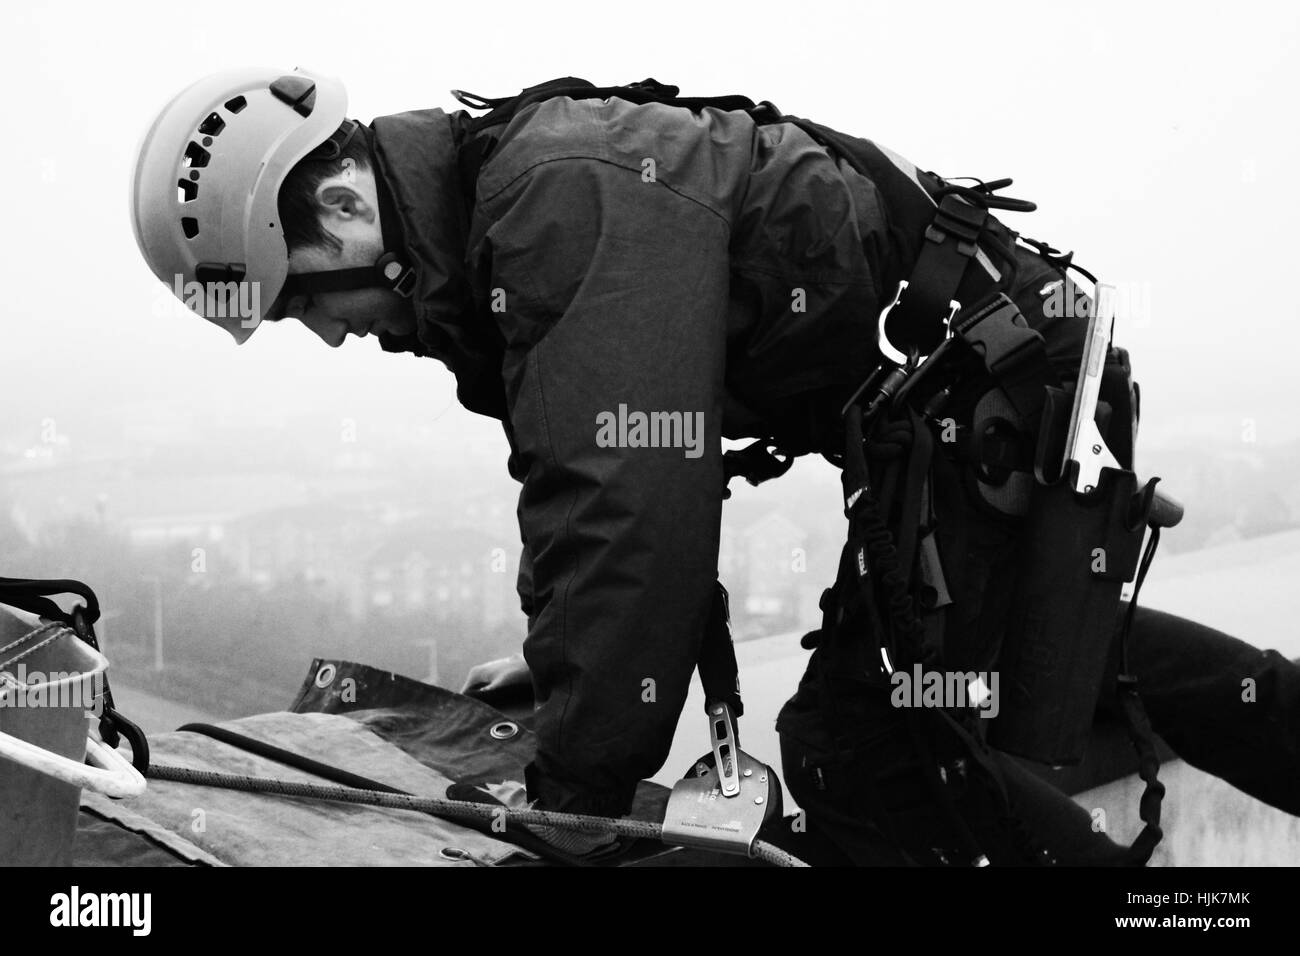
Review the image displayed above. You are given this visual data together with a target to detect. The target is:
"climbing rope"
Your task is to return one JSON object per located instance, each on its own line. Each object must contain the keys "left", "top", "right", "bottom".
{"left": 147, "top": 763, "right": 810, "bottom": 868}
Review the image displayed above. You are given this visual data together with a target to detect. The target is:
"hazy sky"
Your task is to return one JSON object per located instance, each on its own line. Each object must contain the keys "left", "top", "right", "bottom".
{"left": 4, "top": 0, "right": 1298, "bottom": 455}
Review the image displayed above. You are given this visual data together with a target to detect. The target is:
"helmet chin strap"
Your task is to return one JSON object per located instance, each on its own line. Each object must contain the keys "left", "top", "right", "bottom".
{"left": 280, "top": 252, "right": 415, "bottom": 297}
{"left": 278, "top": 121, "right": 416, "bottom": 301}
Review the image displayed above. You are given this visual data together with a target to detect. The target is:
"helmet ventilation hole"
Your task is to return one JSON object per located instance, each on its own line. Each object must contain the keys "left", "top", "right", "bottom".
{"left": 183, "top": 142, "right": 210, "bottom": 168}
{"left": 181, "top": 217, "right": 199, "bottom": 239}
{"left": 198, "top": 112, "right": 226, "bottom": 136}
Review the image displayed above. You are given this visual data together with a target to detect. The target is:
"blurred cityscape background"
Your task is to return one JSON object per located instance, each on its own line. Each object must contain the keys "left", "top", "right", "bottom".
{"left": 0, "top": 392, "right": 850, "bottom": 719}
{"left": 3, "top": 392, "right": 1298, "bottom": 724}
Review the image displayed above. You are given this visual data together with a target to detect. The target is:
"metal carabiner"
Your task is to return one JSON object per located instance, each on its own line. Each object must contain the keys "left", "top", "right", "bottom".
{"left": 876, "top": 280, "right": 960, "bottom": 368}
{"left": 71, "top": 606, "right": 151, "bottom": 775}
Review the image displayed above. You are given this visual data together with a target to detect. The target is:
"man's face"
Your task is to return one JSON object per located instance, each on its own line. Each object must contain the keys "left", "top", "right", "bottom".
{"left": 279, "top": 165, "right": 416, "bottom": 347}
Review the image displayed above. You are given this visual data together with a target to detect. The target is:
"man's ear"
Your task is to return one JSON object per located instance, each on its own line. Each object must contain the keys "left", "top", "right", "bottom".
{"left": 314, "top": 181, "right": 377, "bottom": 225}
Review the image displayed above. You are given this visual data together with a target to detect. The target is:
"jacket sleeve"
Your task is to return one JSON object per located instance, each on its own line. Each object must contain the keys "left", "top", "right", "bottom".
{"left": 477, "top": 156, "right": 732, "bottom": 815}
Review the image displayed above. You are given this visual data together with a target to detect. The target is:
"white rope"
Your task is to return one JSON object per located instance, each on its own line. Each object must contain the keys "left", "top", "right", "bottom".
{"left": 0, "top": 731, "right": 146, "bottom": 798}
{"left": 0, "top": 622, "right": 144, "bottom": 798}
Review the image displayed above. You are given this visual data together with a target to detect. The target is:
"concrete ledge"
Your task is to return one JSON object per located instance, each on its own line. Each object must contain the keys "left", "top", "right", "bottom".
{"left": 1074, "top": 759, "right": 1300, "bottom": 866}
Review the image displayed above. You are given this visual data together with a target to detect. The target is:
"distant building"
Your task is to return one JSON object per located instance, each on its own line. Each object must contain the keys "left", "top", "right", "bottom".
{"left": 361, "top": 521, "right": 518, "bottom": 633}
{"left": 720, "top": 507, "right": 814, "bottom": 640}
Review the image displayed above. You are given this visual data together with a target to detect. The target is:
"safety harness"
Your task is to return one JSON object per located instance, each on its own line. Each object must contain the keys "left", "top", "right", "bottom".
{"left": 789, "top": 168, "right": 1175, "bottom": 865}
{"left": 820, "top": 293, "right": 1171, "bottom": 866}
{"left": 446, "top": 76, "right": 1181, "bottom": 865}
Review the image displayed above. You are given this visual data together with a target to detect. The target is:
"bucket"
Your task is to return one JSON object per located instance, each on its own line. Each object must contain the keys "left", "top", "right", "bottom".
{"left": 0, "top": 608, "right": 146, "bottom": 866}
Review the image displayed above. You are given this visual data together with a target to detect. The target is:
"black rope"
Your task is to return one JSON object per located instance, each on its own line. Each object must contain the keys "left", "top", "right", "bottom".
{"left": 171, "top": 724, "right": 596, "bottom": 867}
{"left": 1113, "top": 526, "right": 1167, "bottom": 865}
{"left": 840, "top": 402, "right": 1005, "bottom": 865}
{"left": 1119, "top": 528, "right": 1161, "bottom": 676}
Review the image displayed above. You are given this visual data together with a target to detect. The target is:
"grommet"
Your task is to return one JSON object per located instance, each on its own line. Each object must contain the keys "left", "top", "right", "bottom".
{"left": 314, "top": 664, "right": 336, "bottom": 688}
{"left": 489, "top": 721, "right": 518, "bottom": 740}
{"left": 440, "top": 847, "right": 471, "bottom": 862}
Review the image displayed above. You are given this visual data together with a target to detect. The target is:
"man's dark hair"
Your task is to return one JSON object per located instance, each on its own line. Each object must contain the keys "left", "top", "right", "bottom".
{"left": 277, "top": 125, "right": 373, "bottom": 255}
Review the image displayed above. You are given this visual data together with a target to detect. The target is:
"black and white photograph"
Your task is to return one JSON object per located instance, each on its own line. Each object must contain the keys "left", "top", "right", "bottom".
{"left": 1, "top": 0, "right": 1295, "bottom": 936}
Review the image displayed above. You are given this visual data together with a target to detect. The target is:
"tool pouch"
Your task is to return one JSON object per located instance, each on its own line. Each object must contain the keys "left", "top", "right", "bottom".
{"left": 990, "top": 462, "right": 1145, "bottom": 764}
{"left": 988, "top": 351, "right": 1148, "bottom": 766}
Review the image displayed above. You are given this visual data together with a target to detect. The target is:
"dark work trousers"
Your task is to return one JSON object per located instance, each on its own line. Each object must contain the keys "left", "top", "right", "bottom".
{"left": 779, "top": 604, "right": 1300, "bottom": 865}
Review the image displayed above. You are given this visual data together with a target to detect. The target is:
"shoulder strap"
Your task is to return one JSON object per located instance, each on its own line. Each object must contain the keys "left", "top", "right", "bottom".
{"left": 452, "top": 77, "right": 781, "bottom": 190}
{"left": 453, "top": 77, "right": 771, "bottom": 134}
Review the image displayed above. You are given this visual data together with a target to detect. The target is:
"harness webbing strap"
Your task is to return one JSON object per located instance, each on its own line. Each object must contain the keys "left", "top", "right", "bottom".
{"left": 892, "top": 409, "right": 933, "bottom": 594}
{"left": 884, "top": 196, "right": 989, "bottom": 359}
{"left": 696, "top": 582, "right": 743, "bottom": 718}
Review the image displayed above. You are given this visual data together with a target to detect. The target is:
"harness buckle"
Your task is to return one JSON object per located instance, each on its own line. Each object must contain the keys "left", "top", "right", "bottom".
{"left": 877, "top": 280, "right": 958, "bottom": 368}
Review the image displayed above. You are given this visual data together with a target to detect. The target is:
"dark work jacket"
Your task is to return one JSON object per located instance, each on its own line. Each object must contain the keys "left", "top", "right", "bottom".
{"left": 368, "top": 98, "right": 1086, "bottom": 815}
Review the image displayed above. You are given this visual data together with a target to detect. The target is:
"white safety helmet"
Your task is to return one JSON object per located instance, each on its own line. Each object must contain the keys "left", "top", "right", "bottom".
{"left": 130, "top": 66, "right": 354, "bottom": 343}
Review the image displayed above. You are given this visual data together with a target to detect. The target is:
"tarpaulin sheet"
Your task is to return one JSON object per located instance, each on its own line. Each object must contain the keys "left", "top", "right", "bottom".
{"left": 72, "top": 660, "right": 676, "bottom": 867}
